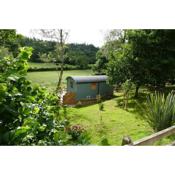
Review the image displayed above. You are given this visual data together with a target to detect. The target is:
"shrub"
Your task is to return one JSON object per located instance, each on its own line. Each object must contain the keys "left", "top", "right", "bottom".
{"left": 97, "top": 95, "right": 104, "bottom": 122}
{"left": 0, "top": 47, "right": 90, "bottom": 145}
{"left": 144, "top": 92, "right": 175, "bottom": 132}
{"left": 66, "top": 125, "right": 90, "bottom": 145}
{"left": 100, "top": 136, "right": 110, "bottom": 146}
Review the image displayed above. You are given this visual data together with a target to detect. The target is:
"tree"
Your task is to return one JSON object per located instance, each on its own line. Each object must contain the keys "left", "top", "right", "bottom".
{"left": 107, "top": 29, "right": 175, "bottom": 97}
{"left": 107, "top": 43, "right": 132, "bottom": 85}
{"left": 66, "top": 43, "right": 98, "bottom": 67}
{"left": 126, "top": 30, "right": 175, "bottom": 90}
{"left": 121, "top": 79, "right": 134, "bottom": 110}
{"left": 92, "top": 50, "right": 108, "bottom": 74}
{"left": 19, "top": 37, "right": 56, "bottom": 62}
{"left": 93, "top": 30, "right": 123, "bottom": 75}
{"left": 19, "top": 37, "right": 99, "bottom": 66}
{"left": 31, "top": 29, "right": 69, "bottom": 94}
{"left": 0, "top": 29, "right": 22, "bottom": 56}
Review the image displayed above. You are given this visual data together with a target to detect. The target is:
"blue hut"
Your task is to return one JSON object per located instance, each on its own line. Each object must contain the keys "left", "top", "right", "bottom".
{"left": 63, "top": 75, "right": 113, "bottom": 105}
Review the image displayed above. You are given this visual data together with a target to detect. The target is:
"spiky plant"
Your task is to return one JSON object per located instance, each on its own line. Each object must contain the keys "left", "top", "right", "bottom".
{"left": 144, "top": 92, "right": 175, "bottom": 132}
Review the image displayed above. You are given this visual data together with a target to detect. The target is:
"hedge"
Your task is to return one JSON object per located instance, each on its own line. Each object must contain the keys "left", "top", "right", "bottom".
{"left": 28, "top": 64, "right": 93, "bottom": 72}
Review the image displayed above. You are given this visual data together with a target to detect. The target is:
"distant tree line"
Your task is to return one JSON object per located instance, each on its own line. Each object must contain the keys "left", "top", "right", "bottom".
{"left": 0, "top": 30, "right": 99, "bottom": 69}
{"left": 0, "top": 29, "right": 23, "bottom": 57}
{"left": 19, "top": 37, "right": 99, "bottom": 68}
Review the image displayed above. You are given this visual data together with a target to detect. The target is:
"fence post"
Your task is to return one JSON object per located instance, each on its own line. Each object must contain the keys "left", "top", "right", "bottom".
{"left": 121, "top": 136, "right": 133, "bottom": 146}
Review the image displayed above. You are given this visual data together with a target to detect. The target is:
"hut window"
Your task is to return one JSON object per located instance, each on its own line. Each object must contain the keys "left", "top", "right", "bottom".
{"left": 91, "top": 82, "right": 97, "bottom": 90}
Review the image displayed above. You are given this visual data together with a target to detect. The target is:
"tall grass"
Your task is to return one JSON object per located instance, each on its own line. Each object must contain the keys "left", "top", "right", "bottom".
{"left": 144, "top": 92, "right": 175, "bottom": 132}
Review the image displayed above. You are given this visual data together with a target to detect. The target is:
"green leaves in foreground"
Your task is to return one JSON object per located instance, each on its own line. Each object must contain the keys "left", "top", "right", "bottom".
{"left": 0, "top": 47, "right": 90, "bottom": 145}
{"left": 144, "top": 92, "right": 175, "bottom": 132}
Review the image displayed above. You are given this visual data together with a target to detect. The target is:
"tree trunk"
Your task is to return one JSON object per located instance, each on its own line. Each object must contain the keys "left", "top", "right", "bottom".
{"left": 134, "top": 85, "right": 140, "bottom": 98}
{"left": 56, "top": 29, "right": 64, "bottom": 94}
{"left": 56, "top": 64, "right": 64, "bottom": 93}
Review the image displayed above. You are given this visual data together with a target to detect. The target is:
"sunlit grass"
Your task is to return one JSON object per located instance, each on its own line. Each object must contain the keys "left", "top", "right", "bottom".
{"left": 27, "top": 70, "right": 92, "bottom": 91}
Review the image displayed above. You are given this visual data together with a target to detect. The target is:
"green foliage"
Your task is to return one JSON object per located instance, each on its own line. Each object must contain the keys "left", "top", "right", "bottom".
{"left": 92, "top": 50, "right": 108, "bottom": 74}
{"left": 19, "top": 37, "right": 99, "bottom": 67}
{"left": 96, "top": 95, "right": 104, "bottom": 122}
{"left": 125, "top": 29, "right": 175, "bottom": 88}
{"left": 107, "top": 43, "right": 133, "bottom": 85}
{"left": 65, "top": 43, "right": 98, "bottom": 69}
{"left": 121, "top": 79, "right": 134, "bottom": 110}
{"left": 106, "top": 29, "right": 175, "bottom": 97}
{"left": 19, "top": 37, "right": 56, "bottom": 62}
{"left": 0, "top": 47, "right": 89, "bottom": 145}
{"left": 38, "top": 52, "right": 53, "bottom": 63}
{"left": 0, "top": 47, "right": 12, "bottom": 59}
{"left": 144, "top": 92, "right": 175, "bottom": 132}
{"left": 0, "top": 29, "right": 22, "bottom": 56}
{"left": 100, "top": 136, "right": 110, "bottom": 146}
{"left": 67, "top": 125, "right": 90, "bottom": 145}
{"left": 98, "top": 102, "right": 104, "bottom": 111}
{"left": 97, "top": 94, "right": 104, "bottom": 111}
{"left": 93, "top": 30, "right": 124, "bottom": 75}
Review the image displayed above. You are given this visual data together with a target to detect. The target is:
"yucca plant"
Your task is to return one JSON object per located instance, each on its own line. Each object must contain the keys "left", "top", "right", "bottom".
{"left": 144, "top": 92, "right": 175, "bottom": 132}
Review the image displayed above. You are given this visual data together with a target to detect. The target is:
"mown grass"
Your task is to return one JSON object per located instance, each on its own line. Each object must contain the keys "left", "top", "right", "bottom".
{"left": 67, "top": 91, "right": 154, "bottom": 145}
{"left": 67, "top": 89, "right": 175, "bottom": 145}
{"left": 27, "top": 69, "right": 93, "bottom": 91}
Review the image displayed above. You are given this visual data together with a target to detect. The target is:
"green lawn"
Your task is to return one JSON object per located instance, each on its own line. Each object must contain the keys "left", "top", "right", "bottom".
{"left": 27, "top": 70, "right": 92, "bottom": 91}
{"left": 68, "top": 92, "right": 153, "bottom": 145}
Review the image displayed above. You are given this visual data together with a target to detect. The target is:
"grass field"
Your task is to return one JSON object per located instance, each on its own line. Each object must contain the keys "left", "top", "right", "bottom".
{"left": 27, "top": 70, "right": 93, "bottom": 91}
{"left": 67, "top": 90, "right": 175, "bottom": 145}
{"left": 67, "top": 91, "right": 153, "bottom": 145}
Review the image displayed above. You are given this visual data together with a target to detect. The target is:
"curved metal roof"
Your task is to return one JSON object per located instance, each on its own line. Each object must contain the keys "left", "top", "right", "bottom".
{"left": 66, "top": 75, "right": 108, "bottom": 83}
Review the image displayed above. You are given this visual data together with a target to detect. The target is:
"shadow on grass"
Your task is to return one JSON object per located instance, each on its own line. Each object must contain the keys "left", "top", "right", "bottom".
{"left": 115, "top": 85, "right": 175, "bottom": 120}
{"left": 115, "top": 91, "right": 149, "bottom": 120}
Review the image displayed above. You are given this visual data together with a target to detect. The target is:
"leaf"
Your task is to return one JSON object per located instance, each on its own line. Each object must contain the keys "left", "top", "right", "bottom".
{"left": 14, "top": 126, "right": 30, "bottom": 137}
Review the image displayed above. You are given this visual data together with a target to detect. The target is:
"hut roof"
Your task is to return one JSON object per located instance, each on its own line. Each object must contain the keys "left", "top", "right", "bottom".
{"left": 67, "top": 75, "right": 108, "bottom": 83}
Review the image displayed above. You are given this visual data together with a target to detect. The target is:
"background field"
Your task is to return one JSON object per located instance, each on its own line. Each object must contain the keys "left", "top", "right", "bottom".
{"left": 27, "top": 69, "right": 93, "bottom": 91}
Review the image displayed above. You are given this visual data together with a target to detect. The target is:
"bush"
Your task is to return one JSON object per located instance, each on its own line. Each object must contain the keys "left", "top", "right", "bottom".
{"left": 66, "top": 125, "right": 90, "bottom": 145}
{"left": 0, "top": 47, "right": 90, "bottom": 145}
{"left": 100, "top": 136, "right": 110, "bottom": 145}
{"left": 144, "top": 92, "right": 175, "bottom": 132}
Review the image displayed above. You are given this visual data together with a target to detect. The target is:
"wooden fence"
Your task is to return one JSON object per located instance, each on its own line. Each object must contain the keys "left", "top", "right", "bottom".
{"left": 122, "top": 125, "right": 175, "bottom": 146}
